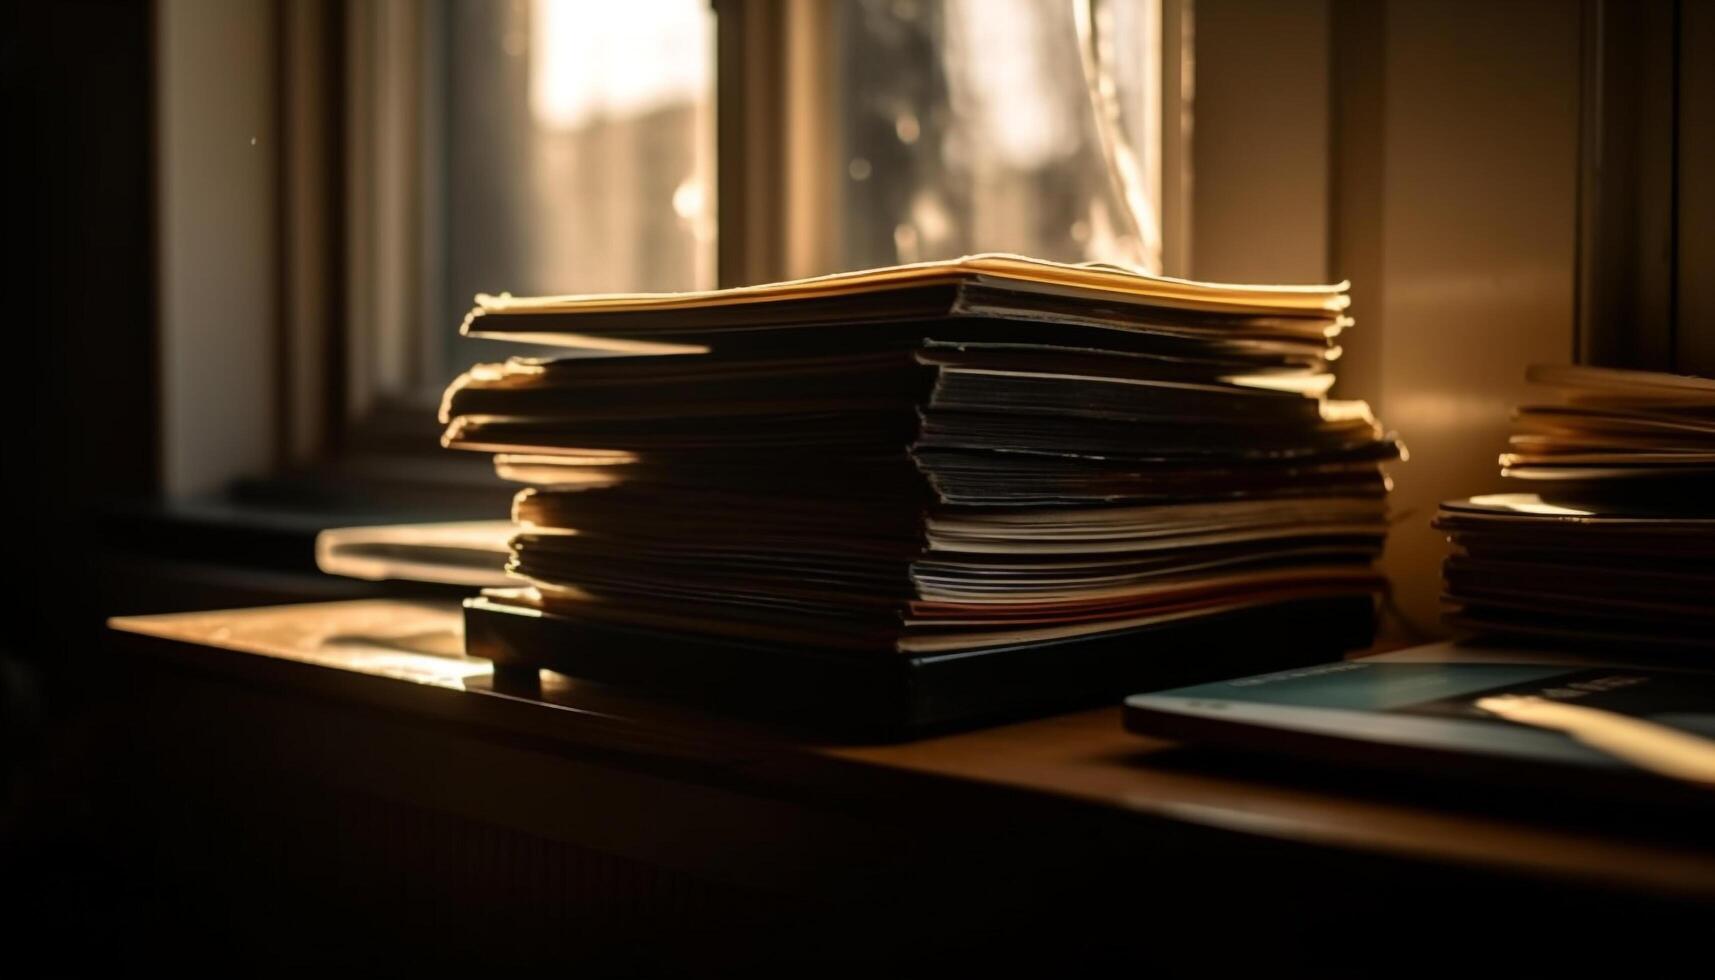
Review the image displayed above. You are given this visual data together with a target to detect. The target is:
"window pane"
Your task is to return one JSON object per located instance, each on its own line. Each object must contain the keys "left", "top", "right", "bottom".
{"left": 437, "top": 0, "right": 714, "bottom": 377}
{"left": 831, "top": 0, "right": 1163, "bottom": 274}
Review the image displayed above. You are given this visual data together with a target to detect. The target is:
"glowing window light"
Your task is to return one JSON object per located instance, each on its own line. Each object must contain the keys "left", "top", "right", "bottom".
{"left": 529, "top": 0, "right": 710, "bottom": 128}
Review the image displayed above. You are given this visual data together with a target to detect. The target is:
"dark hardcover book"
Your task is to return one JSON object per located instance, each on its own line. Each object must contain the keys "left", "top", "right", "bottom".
{"left": 470, "top": 591, "right": 1377, "bottom": 735}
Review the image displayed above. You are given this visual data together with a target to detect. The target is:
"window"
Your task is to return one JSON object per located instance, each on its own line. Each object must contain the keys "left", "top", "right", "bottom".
{"left": 438, "top": 0, "right": 716, "bottom": 378}
{"left": 342, "top": 0, "right": 1178, "bottom": 413}
{"left": 825, "top": 0, "right": 1168, "bottom": 274}
{"left": 143, "top": 0, "right": 1715, "bottom": 630}
{"left": 156, "top": 0, "right": 1186, "bottom": 499}
{"left": 346, "top": 0, "right": 716, "bottom": 407}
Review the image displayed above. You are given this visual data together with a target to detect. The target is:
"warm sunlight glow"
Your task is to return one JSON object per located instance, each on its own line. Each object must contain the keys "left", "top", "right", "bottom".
{"left": 1478, "top": 695, "right": 1715, "bottom": 785}
{"left": 529, "top": 0, "right": 710, "bottom": 128}
{"left": 945, "top": 0, "right": 1069, "bottom": 169}
{"left": 1467, "top": 493, "right": 1595, "bottom": 517}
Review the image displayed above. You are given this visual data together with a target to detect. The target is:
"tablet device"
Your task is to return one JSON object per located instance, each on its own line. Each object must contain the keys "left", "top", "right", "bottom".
{"left": 1124, "top": 642, "right": 1715, "bottom": 801}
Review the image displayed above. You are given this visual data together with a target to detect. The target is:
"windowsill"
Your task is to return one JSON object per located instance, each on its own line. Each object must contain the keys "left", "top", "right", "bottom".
{"left": 98, "top": 452, "right": 514, "bottom": 616}
{"left": 108, "top": 596, "right": 1715, "bottom": 904}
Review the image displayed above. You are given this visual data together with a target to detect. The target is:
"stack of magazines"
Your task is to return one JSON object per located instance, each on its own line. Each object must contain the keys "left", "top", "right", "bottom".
{"left": 1436, "top": 365, "right": 1715, "bottom": 650}
{"left": 439, "top": 256, "right": 1399, "bottom": 720}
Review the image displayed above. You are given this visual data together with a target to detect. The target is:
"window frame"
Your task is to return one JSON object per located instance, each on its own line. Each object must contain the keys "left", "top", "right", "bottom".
{"left": 160, "top": 0, "right": 1196, "bottom": 495}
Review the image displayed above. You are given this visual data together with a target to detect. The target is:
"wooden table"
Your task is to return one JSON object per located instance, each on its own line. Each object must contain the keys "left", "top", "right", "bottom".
{"left": 108, "top": 599, "right": 1715, "bottom": 967}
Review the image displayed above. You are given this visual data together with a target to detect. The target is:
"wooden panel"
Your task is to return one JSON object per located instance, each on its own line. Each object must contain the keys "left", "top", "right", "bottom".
{"left": 99, "top": 599, "right": 1715, "bottom": 965}
{"left": 1576, "top": 0, "right": 1678, "bottom": 370}
{"left": 1680, "top": 0, "right": 1715, "bottom": 375}
{"left": 110, "top": 600, "right": 1715, "bottom": 899}
{"left": 1329, "top": 0, "right": 1386, "bottom": 416}
{"left": 136, "top": 745, "right": 797, "bottom": 966}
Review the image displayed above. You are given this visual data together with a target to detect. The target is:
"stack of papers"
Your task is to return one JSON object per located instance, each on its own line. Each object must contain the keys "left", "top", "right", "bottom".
{"left": 439, "top": 255, "right": 1399, "bottom": 656}
{"left": 315, "top": 521, "right": 514, "bottom": 587}
{"left": 1501, "top": 365, "right": 1715, "bottom": 483}
{"left": 1436, "top": 365, "right": 1715, "bottom": 650}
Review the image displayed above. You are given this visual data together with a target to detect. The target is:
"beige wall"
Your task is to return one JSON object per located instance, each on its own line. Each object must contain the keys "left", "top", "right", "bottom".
{"left": 1340, "top": 0, "right": 1582, "bottom": 632}
{"left": 1191, "top": 0, "right": 1331, "bottom": 286}
{"left": 1196, "top": 0, "right": 1583, "bottom": 635}
{"left": 157, "top": 0, "right": 277, "bottom": 496}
